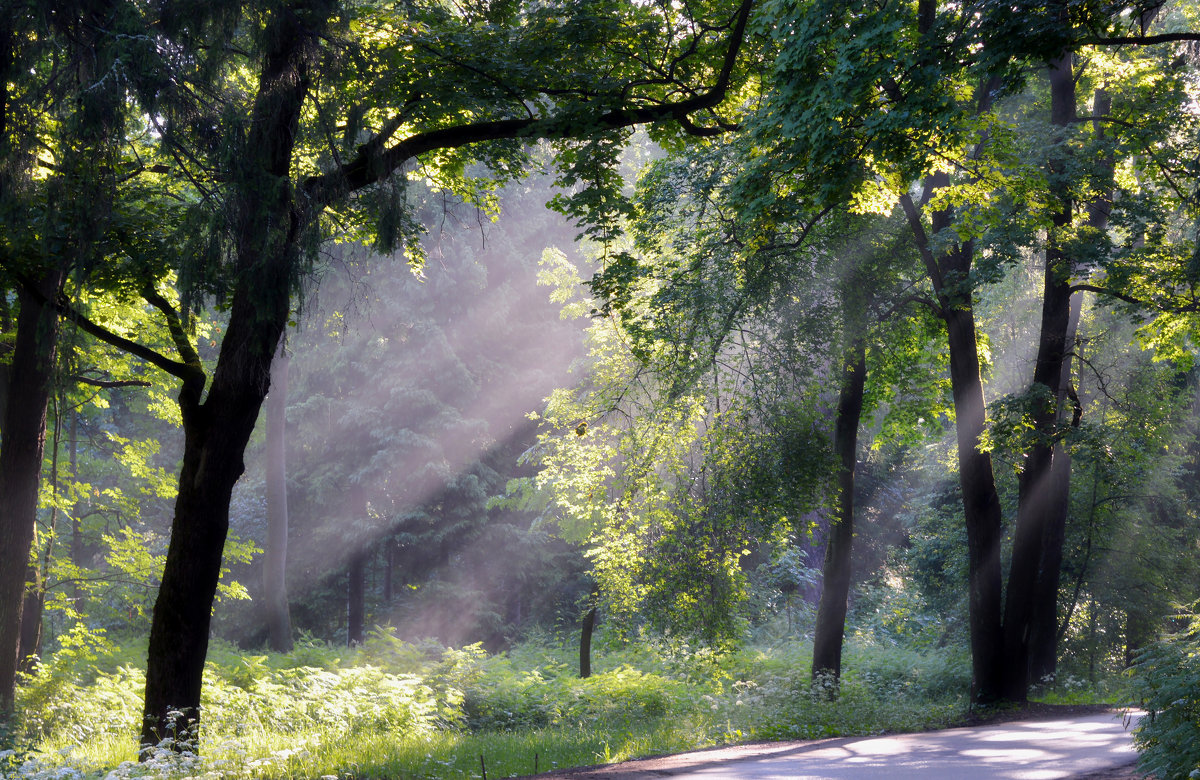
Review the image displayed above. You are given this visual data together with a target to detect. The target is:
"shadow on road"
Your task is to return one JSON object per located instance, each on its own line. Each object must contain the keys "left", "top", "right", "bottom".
{"left": 532, "top": 711, "right": 1141, "bottom": 780}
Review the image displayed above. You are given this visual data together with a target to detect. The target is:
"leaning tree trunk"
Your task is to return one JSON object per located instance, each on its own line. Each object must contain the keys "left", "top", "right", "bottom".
{"left": 264, "top": 344, "right": 293, "bottom": 653}
{"left": 811, "top": 337, "right": 866, "bottom": 687}
{"left": 139, "top": 7, "right": 313, "bottom": 751}
{"left": 1002, "top": 48, "right": 1076, "bottom": 703}
{"left": 0, "top": 272, "right": 63, "bottom": 719}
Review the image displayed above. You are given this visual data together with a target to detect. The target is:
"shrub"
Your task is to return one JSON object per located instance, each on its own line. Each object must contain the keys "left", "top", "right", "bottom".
{"left": 1133, "top": 629, "right": 1200, "bottom": 779}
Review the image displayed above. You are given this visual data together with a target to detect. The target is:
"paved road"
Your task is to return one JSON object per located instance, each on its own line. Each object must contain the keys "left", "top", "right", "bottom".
{"left": 548, "top": 711, "right": 1141, "bottom": 779}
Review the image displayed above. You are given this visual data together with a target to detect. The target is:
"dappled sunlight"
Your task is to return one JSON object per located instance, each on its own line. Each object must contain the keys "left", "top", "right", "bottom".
{"left": 615, "top": 713, "right": 1138, "bottom": 779}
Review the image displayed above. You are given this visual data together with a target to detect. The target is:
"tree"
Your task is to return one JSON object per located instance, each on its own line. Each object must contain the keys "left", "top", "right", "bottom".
{"left": 0, "top": 0, "right": 754, "bottom": 750}
{"left": 0, "top": 0, "right": 753, "bottom": 746}
{"left": 736, "top": 0, "right": 1200, "bottom": 703}
{"left": 263, "top": 342, "right": 293, "bottom": 653}
{"left": 0, "top": 0, "right": 137, "bottom": 718}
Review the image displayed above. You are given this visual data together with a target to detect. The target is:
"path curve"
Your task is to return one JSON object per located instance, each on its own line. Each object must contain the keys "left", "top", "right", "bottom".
{"left": 530, "top": 710, "right": 1142, "bottom": 779}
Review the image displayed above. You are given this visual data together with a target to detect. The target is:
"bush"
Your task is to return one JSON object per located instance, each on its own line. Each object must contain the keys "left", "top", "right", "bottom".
{"left": 10, "top": 630, "right": 986, "bottom": 780}
{"left": 1133, "top": 629, "right": 1200, "bottom": 779}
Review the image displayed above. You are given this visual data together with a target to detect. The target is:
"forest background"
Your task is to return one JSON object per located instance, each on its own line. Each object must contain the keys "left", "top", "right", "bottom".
{"left": 6, "top": 0, "right": 1200, "bottom": 778}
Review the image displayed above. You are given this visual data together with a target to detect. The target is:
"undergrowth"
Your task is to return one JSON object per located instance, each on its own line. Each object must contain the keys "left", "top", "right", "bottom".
{"left": 5, "top": 626, "right": 1092, "bottom": 780}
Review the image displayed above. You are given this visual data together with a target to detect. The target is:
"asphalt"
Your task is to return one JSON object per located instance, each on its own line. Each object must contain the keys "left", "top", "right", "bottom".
{"left": 540, "top": 711, "right": 1142, "bottom": 779}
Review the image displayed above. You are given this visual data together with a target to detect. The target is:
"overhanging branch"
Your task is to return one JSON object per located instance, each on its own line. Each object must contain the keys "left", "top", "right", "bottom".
{"left": 72, "top": 376, "right": 153, "bottom": 388}
{"left": 5, "top": 266, "right": 202, "bottom": 384}
{"left": 1084, "top": 32, "right": 1200, "bottom": 46}
{"left": 303, "top": 0, "right": 754, "bottom": 209}
{"left": 1070, "top": 282, "right": 1200, "bottom": 313}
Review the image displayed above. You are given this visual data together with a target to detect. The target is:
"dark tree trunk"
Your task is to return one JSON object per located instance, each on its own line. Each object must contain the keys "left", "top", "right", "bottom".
{"left": 1125, "top": 609, "right": 1150, "bottom": 668}
{"left": 903, "top": 178, "right": 1006, "bottom": 704}
{"left": 811, "top": 338, "right": 866, "bottom": 685}
{"left": 264, "top": 344, "right": 293, "bottom": 653}
{"left": 348, "top": 549, "right": 367, "bottom": 646}
{"left": 579, "top": 605, "right": 596, "bottom": 678}
{"left": 0, "top": 290, "right": 10, "bottom": 425}
{"left": 1029, "top": 87, "right": 1113, "bottom": 686}
{"left": 139, "top": 7, "right": 315, "bottom": 752}
{"left": 1003, "top": 49, "right": 1076, "bottom": 702}
{"left": 944, "top": 300, "right": 1006, "bottom": 705}
{"left": 900, "top": 61, "right": 1009, "bottom": 703}
{"left": 0, "top": 272, "right": 63, "bottom": 719}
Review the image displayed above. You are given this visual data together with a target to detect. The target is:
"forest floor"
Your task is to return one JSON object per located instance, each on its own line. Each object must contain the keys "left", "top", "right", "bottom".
{"left": 525, "top": 704, "right": 1143, "bottom": 779}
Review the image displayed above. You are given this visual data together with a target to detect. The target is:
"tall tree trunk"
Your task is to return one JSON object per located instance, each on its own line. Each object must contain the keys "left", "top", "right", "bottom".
{"left": 23, "top": 390, "right": 64, "bottom": 672}
{"left": 347, "top": 482, "right": 368, "bottom": 646}
{"left": 264, "top": 344, "right": 293, "bottom": 653}
{"left": 811, "top": 338, "right": 866, "bottom": 685}
{"left": 1029, "top": 88, "right": 1113, "bottom": 685}
{"left": 1125, "top": 609, "right": 1150, "bottom": 668}
{"left": 898, "top": 47, "right": 1008, "bottom": 700}
{"left": 902, "top": 183, "right": 1006, "bottom": 704}
{"left": 0, "top": 272, "right": 63, "bottom": 719}
{"left": 347, "top": 553, "right": 367, "bottom": 646}
{"left": 1002, "top": 48, "right": 1076, "bottom": 703}
{"left": 70, "top": 411, "right": 83, "bottom": 608}
{"left": 140, "top": 6, "right": 315, "bottom": 751}
{"left": 0, "top": 289, "right": 11, "bottom": 426}
{"left": 944, "top": 299, "right": 1006, "bottom": 705}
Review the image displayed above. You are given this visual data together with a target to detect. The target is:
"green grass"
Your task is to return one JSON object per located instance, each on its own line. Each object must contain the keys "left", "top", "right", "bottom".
{"left": 6, "top": 630, "right": 1122, "bottom": 780}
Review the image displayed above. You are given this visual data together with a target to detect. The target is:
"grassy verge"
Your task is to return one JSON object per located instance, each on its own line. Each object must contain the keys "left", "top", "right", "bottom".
{"left": 5, "top": 630, "right": 1123, "bottom": 780}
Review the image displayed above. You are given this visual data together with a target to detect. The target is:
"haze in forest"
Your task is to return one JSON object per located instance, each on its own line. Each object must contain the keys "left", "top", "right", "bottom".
{"left": 4, "top": 1, "right": 1200, "bottom": 779}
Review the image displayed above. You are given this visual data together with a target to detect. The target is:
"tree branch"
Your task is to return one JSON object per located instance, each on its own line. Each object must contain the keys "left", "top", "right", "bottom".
{"left": 303, "top": 0, "right": 754, "bottom": 209}
{"left": 4, "top": 266, "right": 201, "bottom": 383}
{"left": 899, "top": 192, "right": 948, "bottom": 310}
{"left": 71, "top": 376, "right": 152, "bottom": 388}
{"left": 1084, "top": 32, "right": 1200, "bottom": 46}
{"left": 1070, "top": 282, "right": 1200, "bottom": 313}
{"left": 141, "top": 284, "right": 204, "bottom": 370}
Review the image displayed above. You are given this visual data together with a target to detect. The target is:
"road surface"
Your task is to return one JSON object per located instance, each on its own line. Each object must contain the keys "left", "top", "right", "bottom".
{"left": 540, "top": 711, "right": 1141, "bottom": 779}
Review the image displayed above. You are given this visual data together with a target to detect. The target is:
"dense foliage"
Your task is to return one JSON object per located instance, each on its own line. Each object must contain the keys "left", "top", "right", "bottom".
{"left": 7, "top": 0, "right": 1200, "bottom": 775}
{"left": 6, "top": 629, "right": 981, "bottom": 780}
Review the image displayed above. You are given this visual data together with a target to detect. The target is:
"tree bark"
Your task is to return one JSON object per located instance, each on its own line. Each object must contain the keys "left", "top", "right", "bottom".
{"left": 346, "top": 481, "right": 368, "bottom": 646}
{"left": 0, "top": 272, "right": 63, "bottom": 719}
{"left": 944, "top": 299, "right": 1007, "bottom": 705}
{"left": 139, "top": 5, "right": 314, "bottom": 751}
{"left": 17, "top": 564, "right": 41, "bottom": 672}
{"left": 135, "top": 0, "right": 756, "bottom": 752}
{"left": 70, "top": 411, "right": 83, "bottom": 607}
{"left": 264, "top": 344, "right": 293, "bottom": 653}
{"left": 348, "top": 552, "right": 364, "bottom": 643}
{"left": 902, "top": 182, "right": 1006, "bottom": 704}
{"left": 580, "top": 605, "right": 597, "bottom": 678}
{"left": 1002, "top": 48, "right": 1076, "bottom": 702}
{"left": 811, "top": 338, "right": 866, "bottom": 685}
{"left": 347, "top": 551, "right": 367, "bottom": 646}
{"left": 1028, "top": 87, "right": 1112, "bottom": 685}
